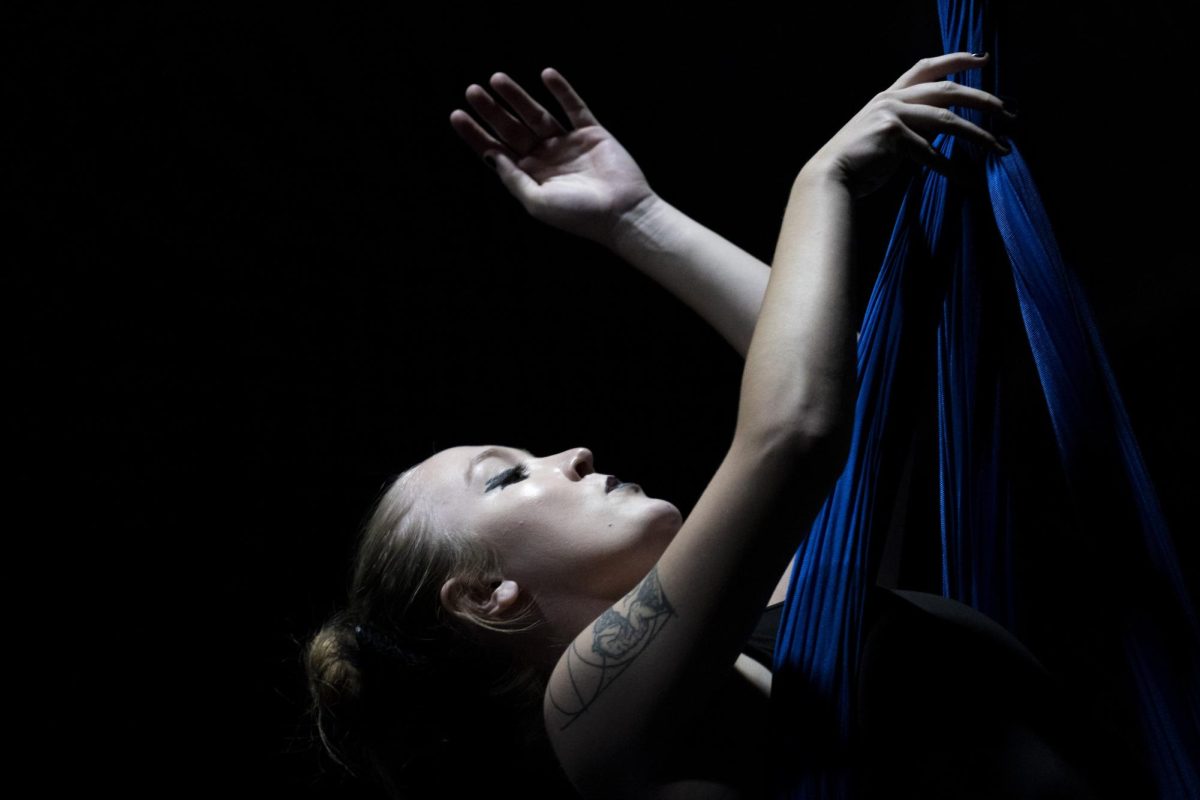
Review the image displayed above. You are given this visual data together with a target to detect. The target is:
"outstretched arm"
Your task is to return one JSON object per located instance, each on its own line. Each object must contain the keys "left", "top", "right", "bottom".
{"left": 450, "top": 69, "right": 856, "bottom": 360}
{"left": 609, "top": 192, "right": 827, "bottom": 361}
{"left": 608, "top": 194, "right": 769, "bottom": 359}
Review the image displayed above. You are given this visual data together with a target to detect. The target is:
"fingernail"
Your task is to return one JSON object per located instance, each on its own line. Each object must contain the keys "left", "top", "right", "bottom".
{"left": 996, "top": 136, "right": 1011, "bottom": 154}
{"left": 483, "top": 153, "right": 497, "bottom": 170}
{"left": 972, "top": 51, "right": 988, "bottom": 58}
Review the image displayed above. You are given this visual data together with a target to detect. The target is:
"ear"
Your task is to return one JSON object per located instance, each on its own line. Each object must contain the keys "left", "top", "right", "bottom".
{"left": 480, "top": 579, "right": 521, "bottom": 617}
{"left": 440, "top": 576, "right": 522, "bottom": 620}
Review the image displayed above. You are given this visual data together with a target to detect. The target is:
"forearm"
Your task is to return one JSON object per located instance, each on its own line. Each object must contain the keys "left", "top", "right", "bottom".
{"left": 738, "top": 164, "right": 857, "bottom": 443}
{"left": 607, "top": 194, "right": 769, "bottom": 360}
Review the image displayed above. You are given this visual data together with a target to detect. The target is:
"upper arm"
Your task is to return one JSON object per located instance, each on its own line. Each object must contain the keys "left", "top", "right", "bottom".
{"left": 543, "top": 432, "right": 843, "bottom": 796}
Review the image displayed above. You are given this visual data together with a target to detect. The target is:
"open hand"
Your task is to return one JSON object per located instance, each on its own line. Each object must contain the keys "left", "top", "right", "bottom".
{"left": 449, "top": 68, "right": 656, "bottom": 247}
{"left": 807, "top": 51, "right": 1015, "bottom": 198}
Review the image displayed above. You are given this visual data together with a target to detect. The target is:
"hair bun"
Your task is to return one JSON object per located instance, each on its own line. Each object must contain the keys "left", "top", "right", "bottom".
{"left": 306, "top": 617, "right": 363, "bottom": 712}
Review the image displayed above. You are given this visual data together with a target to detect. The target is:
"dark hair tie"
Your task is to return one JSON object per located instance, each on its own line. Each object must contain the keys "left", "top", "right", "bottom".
{"left": 353, "top": 621, "right": 431, "bottom": 670}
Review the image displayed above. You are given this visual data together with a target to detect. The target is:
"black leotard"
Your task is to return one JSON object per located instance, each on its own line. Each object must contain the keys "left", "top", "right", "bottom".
{"left": 741, "top": 585, "right": 1158, "bottom": 799}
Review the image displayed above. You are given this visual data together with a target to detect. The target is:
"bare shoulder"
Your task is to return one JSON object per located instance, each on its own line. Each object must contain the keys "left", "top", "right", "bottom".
{"left": 542, "top": 434, "right": 842, "bottom": 798}
{"left": 543, "top": 564, "right": 678, "bottom": 796}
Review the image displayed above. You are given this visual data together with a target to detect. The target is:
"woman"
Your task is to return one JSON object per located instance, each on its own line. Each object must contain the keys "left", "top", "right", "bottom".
{"left": 305, "top": 53, "right": 1147, "bottom": 798}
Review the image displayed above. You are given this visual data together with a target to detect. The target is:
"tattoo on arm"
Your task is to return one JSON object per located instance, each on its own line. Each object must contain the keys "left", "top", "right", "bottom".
{"left": 547, "top": 565, "right": 677, "bottom": 731}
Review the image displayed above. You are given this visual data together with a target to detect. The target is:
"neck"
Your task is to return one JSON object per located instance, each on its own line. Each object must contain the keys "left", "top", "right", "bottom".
{"left": 508, "top": 589, "right": 617, "bottom": 679}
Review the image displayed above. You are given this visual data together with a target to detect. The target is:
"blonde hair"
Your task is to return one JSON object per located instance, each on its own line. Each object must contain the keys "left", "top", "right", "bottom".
{"left": 302, "top": 463, "right": 566, "bottom": 796}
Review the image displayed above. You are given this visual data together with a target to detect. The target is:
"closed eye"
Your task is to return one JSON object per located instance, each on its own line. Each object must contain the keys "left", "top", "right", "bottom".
{"left": 485, "top": 463, "right": 530, "bottom": 492}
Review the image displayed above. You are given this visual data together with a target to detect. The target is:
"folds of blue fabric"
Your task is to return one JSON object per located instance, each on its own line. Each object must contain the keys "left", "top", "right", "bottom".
{"left": 770, "top": 64, "right": 1198, "bottom": 800}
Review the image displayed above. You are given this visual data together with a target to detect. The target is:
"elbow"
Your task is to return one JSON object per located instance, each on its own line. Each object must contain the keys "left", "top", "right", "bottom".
{"left": 793, "top": 373, "right": 856, "bottom": 471}
{"left": 739, "top": 411, "right": 852, "bottom": 480}
{"left": 773, "top": 412, "right": 853, "bottom": 483}
{"left": 813, "top": 415, "right": 853, "bottom": 476}
{"left": 735, "top": 372, "right": 856, "bottom": 477}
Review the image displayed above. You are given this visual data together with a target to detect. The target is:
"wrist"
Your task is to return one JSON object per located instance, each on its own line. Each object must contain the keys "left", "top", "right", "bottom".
{"left": 795, "top": 155, "right": 846, "bottom": 191}
{"left": 606, "top": 192, "right": 675, "bottom": 261}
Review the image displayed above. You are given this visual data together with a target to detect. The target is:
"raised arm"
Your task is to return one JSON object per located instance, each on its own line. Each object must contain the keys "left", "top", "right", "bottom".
{"left": 545, "top": 167, "right": 854, "bottom": 797}
{"left": 541, "top": 52, "right": 1011, "bottom": 798}
{"left": 449, "top": 68, "right": 862, "bottom": 361}
{"left": 607, "top": 193, "right": 774, "bottom": 359}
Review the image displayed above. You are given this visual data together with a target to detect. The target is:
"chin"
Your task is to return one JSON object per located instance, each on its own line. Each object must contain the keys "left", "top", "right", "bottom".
{"left": 644, "top": 502, "right": 683, "bottom": 547}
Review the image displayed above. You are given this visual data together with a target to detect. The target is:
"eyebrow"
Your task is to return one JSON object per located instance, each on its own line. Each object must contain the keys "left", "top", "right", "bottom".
{"left": 464, "top": 447, "right": 535, "bottom": 488}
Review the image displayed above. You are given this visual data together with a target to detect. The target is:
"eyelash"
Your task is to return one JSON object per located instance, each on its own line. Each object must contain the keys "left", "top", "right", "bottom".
{"left": 485, "top": 463, "right": 529, "bottom": 492}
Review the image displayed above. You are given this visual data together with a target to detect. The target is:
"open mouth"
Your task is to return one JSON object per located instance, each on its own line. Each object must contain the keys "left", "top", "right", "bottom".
{"left": 605, "top": 475, "right": 639, "bottom": 493}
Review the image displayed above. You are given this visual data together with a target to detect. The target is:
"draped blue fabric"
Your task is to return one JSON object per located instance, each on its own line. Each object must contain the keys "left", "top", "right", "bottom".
{"left": 768, "top": 2, "right": 1200, "bottom": 797}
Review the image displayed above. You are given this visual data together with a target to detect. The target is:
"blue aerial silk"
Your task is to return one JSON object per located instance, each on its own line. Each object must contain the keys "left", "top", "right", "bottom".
{"left": 768, "top": 2, "right": 1200, "bottom": 797}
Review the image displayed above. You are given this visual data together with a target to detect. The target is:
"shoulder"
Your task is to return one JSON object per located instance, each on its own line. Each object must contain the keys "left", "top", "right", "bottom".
{"left": 544, "top": 653, "right": 772, "bottom": 798}
{"left": 876, "top": 588, "right": 1050, "bottom": 679}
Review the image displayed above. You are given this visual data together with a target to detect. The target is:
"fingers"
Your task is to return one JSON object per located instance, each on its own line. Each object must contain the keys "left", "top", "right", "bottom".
{"left": 888, "top": 51, "right": 991, "bottom": 92}
{"left": 449, "top": 67, "right": 593, "bottom": 165}
{"left": 448, "top": 107, "right": 515, "bottom": 163}
{"left": 487, "top": 72, "right": 568, "bottom": 138}
{"left": 445, "top": 117, "right": 540, "bottom": 208}
{"left": 894, "top": 80, "right": 1014, "bottom": 122}
{"left": 883, "top": 55, "right": 1014, "bottom": 156}
{"left": 892, "top": 100, "right": 1010, "bottom": 155}
{"left": 540, "top": 68, "right": 600, "bottom": 130}
{"left": 895, "top": 127, "right": 977, "bottom": 189}
{"left": 463, "top": 81, "right": 540, "bottom": 154}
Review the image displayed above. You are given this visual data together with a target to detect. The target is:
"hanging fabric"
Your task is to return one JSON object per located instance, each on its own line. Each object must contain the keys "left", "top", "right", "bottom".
{"left": 768, "top": 2, "right": 1200, "bottom": 797}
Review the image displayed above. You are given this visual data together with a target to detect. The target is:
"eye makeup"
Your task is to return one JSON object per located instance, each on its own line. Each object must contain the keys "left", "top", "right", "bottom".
{"left": 485, "top": 463, "right": 530, "bottom": 492}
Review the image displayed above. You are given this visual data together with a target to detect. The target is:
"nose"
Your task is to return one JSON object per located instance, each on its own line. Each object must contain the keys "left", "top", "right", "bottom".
{"left": 560, "top": 447, "right": 594, "bottom": 480}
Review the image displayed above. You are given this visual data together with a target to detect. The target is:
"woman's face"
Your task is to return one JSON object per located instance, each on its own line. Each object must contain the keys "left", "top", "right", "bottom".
{"left": 411, "top": 444, "right": 683, "bottom": 601}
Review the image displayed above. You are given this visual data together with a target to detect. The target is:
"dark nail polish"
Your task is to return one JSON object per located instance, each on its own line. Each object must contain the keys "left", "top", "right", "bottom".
{"left": 972, "top": 51, "right": 987, "bottom": 58}
{"left": 483, "top": 154, "right": 497, "bottom": 170}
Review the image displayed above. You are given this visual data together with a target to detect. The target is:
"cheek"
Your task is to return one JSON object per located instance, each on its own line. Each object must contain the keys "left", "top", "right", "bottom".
{"left": 486, "top": 517, "right": 589, "bottom": 580}
{"left": 486, "top": 496, "right": 679, "bottom": 585}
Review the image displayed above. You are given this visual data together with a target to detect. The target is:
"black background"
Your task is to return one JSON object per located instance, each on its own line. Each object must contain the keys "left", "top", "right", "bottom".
{"left": 9, "top": 2, "right": 1194, "bottom": 795}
